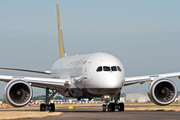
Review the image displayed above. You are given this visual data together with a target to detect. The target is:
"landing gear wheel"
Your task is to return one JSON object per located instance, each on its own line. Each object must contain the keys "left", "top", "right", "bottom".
{"left": 108, "top": 103, "right": 115, "bottom": 112}
{"left": 40, "top": 103, "right": 46, "bottom": 111}
{"left": 118, "top": 103, "right": 124, "bottom": 111}
{"left": 112, "top": 103, "right": 115, "bottom": 111}
{"left": 49, "top": 103, "right": 55, "bottom": 112}
{"left": 102, "top": 104, "right": 106, "bottom": 112}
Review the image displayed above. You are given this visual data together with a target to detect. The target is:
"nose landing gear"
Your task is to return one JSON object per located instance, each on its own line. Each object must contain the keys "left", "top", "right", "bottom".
{"left": 101, "top": 94, "right": 124, "bottom": 112}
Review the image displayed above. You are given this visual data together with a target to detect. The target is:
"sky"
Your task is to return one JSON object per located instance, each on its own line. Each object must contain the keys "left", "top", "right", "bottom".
{"left": 0, "top": 0, "right": 180, "bottom": 99}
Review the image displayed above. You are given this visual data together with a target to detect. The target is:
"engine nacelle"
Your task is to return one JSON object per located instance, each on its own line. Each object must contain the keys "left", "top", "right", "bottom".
{"left": 148, "top": 78, "right": 177, "bottom": 105}
{"left": 3, "top": 79, "right": 33, "bottom": 107}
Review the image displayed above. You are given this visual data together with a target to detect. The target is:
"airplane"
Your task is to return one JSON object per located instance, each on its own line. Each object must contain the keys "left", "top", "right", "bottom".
{"left": 0, "top": 2, "right": 180, "bottom": 112}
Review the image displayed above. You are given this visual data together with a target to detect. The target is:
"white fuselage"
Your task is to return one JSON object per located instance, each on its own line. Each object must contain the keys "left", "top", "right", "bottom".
{"left": 51, "top": 53, "right": 125, "bottom": 98}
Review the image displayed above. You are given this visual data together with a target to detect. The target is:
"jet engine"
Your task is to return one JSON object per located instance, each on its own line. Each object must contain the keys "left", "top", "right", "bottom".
{"left": 148, "top": 78, "right": 177, "bottom": 105}
{"left": 3, "top": 79, "right": 33, "bottom": 107}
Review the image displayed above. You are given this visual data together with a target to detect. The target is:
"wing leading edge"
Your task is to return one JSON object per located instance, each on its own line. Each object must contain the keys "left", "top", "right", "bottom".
{"left": 0, "top": 75, "right": 70, "bottom": 90}
{"left": 124, "top": 72, "right": 180, "bottom": 86}
{"left": 0, "top": 67, "right": 51, "bottom": 75}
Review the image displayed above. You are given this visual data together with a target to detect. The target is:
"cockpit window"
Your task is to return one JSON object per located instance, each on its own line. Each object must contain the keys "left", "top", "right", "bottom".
{"left": 96, "top": 66, "right": 102, "bottom": 72}
{"left": 97, "top": 66, "right": 121, "bottom": 72}
{"left": 111, "top": 66, "right": 117, "bottom": 71}
{"left": 103, "top": 66, "right": 110, "bottom": 71}
{"left": 117, "top": 66, "right": 121, "bottom": 71}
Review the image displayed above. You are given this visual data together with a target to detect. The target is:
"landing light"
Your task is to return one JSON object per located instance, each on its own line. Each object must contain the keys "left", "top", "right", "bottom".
{"left": 104, "top": 95, "right": 110, "bottom": 98}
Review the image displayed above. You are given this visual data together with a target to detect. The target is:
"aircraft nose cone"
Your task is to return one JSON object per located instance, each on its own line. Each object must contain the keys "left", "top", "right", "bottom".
{"left": 103, "top": 74, "right": 123, "bottom": 88}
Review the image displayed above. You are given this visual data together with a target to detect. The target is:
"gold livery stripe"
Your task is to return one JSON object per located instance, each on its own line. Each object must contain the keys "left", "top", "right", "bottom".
{"left": 74, "top": 56, "right": 86, "bottom": 70}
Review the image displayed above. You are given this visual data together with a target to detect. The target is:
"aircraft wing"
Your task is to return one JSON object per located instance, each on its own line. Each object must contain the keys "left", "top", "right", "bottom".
{"left": 0, "top": 75, "right": 70, "bottom": 90}
{"left": 0, "top": 67, "right": 51, "bottom": 75}
{"left": 124, "top": 72, "right": 180, "bottom": 86}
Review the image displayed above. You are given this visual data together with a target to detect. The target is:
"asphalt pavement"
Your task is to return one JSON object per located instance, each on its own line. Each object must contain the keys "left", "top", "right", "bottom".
{"left": 23, "top": 108, "right": 180, "bottom": 120}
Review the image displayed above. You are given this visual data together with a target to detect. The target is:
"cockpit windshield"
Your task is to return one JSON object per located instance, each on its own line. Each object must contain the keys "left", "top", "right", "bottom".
{"left": 96, "top": 66, "right": 102, "bottom": 72}
{"left": 111, "top": 66, "right": 117, "bottom": 71}
{"left": 117, "top": 66, "right": 121, "bottom": 71}
{"left": 96, "top": 66, "right": 121, "bottom": 72}
{"left": 103, "top": 66, "right": 110, "bottom": 71}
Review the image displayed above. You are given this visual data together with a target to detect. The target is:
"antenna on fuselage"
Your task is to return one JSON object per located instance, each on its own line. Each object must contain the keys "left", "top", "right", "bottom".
{"left": 56, "top": 2, "right": 66, "bottom": 58}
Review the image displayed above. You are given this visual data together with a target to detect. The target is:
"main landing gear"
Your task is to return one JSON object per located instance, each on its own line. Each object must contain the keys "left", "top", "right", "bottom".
{"left": 40, "top": 88, "right": 57, "bottom": 112}
{"left": 102, "top": 94, "right": 124, "bottom": 112}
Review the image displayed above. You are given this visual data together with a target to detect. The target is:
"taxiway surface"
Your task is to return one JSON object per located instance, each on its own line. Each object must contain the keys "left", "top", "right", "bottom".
{"left": 23, "top": 109, "right": 180, "bottom": 120}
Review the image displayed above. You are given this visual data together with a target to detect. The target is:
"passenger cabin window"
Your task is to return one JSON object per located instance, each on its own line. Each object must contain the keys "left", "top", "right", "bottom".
{"left": 103, "top": 66, "right": 110, "bottom": 71}
{"left": 117, "top": 66, "right": 121, "bottom": 71}
{"left": 111, "top": 66, "right": 117, "bottom": 71}
{"left": 96, "top": 66, "right": 102, "bottom": 72}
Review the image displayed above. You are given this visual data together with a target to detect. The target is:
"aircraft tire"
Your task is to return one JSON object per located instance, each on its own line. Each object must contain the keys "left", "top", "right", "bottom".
{"left": 49, "top": 103, "right": 55, "bottom": 112}
{"left": 102, "top": 104, "right": 106, "bottom": 112}
{"left": 40, "top": 103, "right": 46, "bottom": 111}
{"left": 108, "top": 103, "right": 115, "bottom": 112}
{"left": 118, "top": 103, "right": 124, "bottom": 111}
